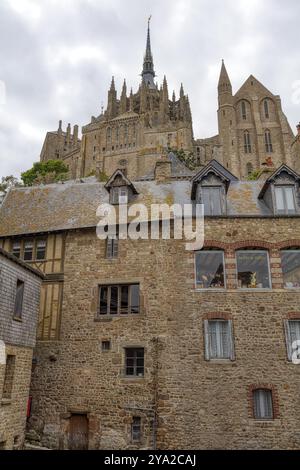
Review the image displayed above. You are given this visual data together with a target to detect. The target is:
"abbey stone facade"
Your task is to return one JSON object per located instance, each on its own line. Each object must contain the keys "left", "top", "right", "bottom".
{"left": 1, "top": 22, "right": 300, "bottom": 450}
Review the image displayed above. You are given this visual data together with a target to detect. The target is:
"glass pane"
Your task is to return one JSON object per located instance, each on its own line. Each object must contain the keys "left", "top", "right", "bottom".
{"left": 236, "top": 251, "right": 270, "bottom": 289}
{"left": 36, "top": 240, "right": 46, "bottom": 260}
{"left": 110, "top": 286, "right": 118, "bottom": 314}
{"left": 196, "top": 251, "right": 225, "bottom": 289}
{"left": 120, "top": 286, "right": 129, "bottom": 314}
{"left": 281, "top": 250, "right": 300, "bottom": 288}
{"left": 275, "top": 187, "right": 284, "bottom": 212}
{"left": 99, "top": 287, "right": 108, "bottom": 314}
{"left": 12, "top": 242, "right": 21, "bottom": 259}
{"left": 254, "top": 390, "right": 273, "bottom": 420}
{"left": 284, "top": 187, "right": 295, "bottom": 211}
{"left": 130, "top": 285, "right": 140, "bottom": 313}
{"left": 24, "top": 241, "right": 33, "bottom": 261}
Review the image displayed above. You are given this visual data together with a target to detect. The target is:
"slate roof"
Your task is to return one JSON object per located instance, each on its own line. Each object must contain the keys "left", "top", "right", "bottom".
{"left": 0, "top": 175, "right": 279, "bottom": 238}
{"left": 0, "top": 247, "right": 44, "bottom": 278}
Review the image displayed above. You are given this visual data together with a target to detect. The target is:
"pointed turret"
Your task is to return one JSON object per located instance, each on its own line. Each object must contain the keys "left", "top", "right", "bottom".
{"left": 180, "top": 83, "right": 184, "bottom": 99}
{"left": 107, "top": 76, "right": 117, "bottom": 119}
{"left": 141, "top": 16, "right": 156, "bottom": 89}
{"left": 218, "top": 60, "right": 232, "bottom": 100}
{"left": 120, "top": 79, "right": 127, "bottom": 114}
{"left": 129, "top": 88, "right": 134, "bottom": 111}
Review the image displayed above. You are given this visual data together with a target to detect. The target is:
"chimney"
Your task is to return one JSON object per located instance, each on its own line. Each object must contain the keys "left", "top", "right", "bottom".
{"left": 154, "top": 157, "right": 172, "bottom": 183}
{"left": 66, "top": 123, "right": 71, "bottom": 146}
{"left": 58, "top": 120, "right": 62, "bottom": 137}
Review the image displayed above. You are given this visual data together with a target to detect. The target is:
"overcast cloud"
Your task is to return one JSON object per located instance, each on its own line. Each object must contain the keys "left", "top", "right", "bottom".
{"left": 0, "top": 0, "right": 300, "bottom": 177}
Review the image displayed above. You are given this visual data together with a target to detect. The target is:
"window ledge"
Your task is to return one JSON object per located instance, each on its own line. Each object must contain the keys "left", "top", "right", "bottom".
{"left": 194, "top": 288, "right": 227, "bottom": 292}
{"left": 94, "top": 313, "right": 143, "bottom": 322}
{"left": 206, "top": 359, "right": 235, "bottom": 365}
{"left": 249, "top": 419, "right": 281, "bottom": 428}
{"left": 1, "top": 398, "right": 12, "bottom": 406}
{"left": 120, "top": 376, "right": 146, "bottom": 383}
{"left": 13, "top": 316, "right": 22, "bottom": 323}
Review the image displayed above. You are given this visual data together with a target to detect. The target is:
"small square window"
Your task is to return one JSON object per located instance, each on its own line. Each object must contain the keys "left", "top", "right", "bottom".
{"left": 195, "top": 251, "right": 225, "bottom": 289}
{"left": 253, "top": 389, "right": 273, "bottom": 420}
{"left": 274, "top": 186, "right": 296, "bottom": 215}
{"left": 236, "top": 250, "right": 271, "bottom": 289}
{"left": 12, "top": 241, "right": 21, "bottom": 259}
{"left": 201, "top": 187, "right": 223, "bottom": 216}
{"left": 36, "top": 240, "right": 46, "bottom": 260}
{"left": 101, "top": 340, "right": 111, "bottom": 351}
{"left": 106, "top": 237, "right": 118, "bottom": 259}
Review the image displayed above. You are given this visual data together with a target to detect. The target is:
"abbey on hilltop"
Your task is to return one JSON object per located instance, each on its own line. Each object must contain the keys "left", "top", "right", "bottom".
{"left": 39, "top": 20, "right": 300, "bottom": 180}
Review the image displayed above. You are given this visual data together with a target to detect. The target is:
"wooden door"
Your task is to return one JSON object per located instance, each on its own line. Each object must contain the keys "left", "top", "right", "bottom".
{"left": 68, "top": 414, "right": 88, "bottom": 450}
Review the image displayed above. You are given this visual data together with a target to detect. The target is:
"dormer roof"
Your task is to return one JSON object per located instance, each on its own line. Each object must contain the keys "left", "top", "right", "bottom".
{"left": 258, "top": 164, "right": 300, "bottom": 198}
{"left": 191, "top": 159, "right": 238, "bottom": 199}
{"left": 104, "top": 169, "right": 139, "bottom": 194}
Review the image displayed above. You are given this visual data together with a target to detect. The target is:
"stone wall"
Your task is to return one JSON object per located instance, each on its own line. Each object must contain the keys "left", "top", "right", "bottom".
{"left": 28, "top": 217, "right": 300, "bottom": 449}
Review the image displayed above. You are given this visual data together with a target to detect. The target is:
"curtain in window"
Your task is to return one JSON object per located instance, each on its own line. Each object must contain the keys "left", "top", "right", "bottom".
{"left": 253, "top": 389, "right": 273, "bottom": 419}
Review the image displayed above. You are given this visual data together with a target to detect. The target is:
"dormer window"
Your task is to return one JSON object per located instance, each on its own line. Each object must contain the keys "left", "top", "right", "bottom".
{"left": 110, "top": 186, "right": 128, "bottom": 205}
{"left": 274, "top": 186, "right": 296, "bottom": 215}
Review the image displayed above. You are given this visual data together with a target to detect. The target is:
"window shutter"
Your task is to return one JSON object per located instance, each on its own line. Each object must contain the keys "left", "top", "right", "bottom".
{"left": 284, "top": 320, "right": 292, "bottom": 361}
{"left": 228, "top": 320, "right": 235, "bottom": 361}
{"left": 204, "top": 320, "right": 210, "bottom": 360}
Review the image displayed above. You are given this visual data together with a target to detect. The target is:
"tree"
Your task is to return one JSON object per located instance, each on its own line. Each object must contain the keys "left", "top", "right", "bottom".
{"left": 21, "top": 160, "right": 69, "bottom": 186}
{"left": 0, "top": 175, "right": 22, "bottom": 193}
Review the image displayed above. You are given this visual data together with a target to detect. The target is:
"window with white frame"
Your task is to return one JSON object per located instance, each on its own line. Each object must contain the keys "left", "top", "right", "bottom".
{"left": 110, "top": 186, "right": 128, "bottom": 204}
{"left": 253, "top": 389, "right": 273, "bottom": 420}
{"left": 204, "top": 319, "right": 235, "bottom": 360}
{"left": 281, "top": 250, "right": 300, "bottom": 288}
{"left": 236, "top": 250, "right": 271, "bottom": 289}
{"left": 284, "top": 320, "right": 300, "bottom": 361}
{"left": 195, "top": 251, "right": 225, "bottom": 289}
{"left": 274, "top": 186, "right": 296, "bottom": 215}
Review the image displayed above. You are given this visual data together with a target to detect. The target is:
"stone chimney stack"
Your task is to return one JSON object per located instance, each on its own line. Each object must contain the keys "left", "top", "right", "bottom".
{"left": 154, "top": 157, "right": 172, "bottom": 183}
{"left": 66, "top": 123, "right": 71, "bottom": 146}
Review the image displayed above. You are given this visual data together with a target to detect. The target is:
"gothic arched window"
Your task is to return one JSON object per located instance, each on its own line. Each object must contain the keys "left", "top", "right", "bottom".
{"left": 241, "top": 101, "right": 247, "bottom": 120}
{"left": 264, "top": 129, "right": 273, "bottom": 153}
{"left": 244, "top": 131, "right": 252, "bottom": 154}
{"left": 264, "top": 99, "right": 270, "bottom": 119}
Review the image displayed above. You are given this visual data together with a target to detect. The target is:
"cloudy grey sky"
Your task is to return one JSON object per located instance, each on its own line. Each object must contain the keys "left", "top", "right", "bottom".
{"left": 0, "top": 0, "right": 300, "bottom": 177}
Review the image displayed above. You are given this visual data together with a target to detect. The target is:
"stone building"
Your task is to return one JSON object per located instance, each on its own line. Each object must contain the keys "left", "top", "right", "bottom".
{"left": 39, "top": 21, "right": 299, "bottom": 180}
{"left": 1, "top": 155, "right": 300, "bottom": 449}
{"left": 0, "top": 248, "right": 43, "bottom": 450}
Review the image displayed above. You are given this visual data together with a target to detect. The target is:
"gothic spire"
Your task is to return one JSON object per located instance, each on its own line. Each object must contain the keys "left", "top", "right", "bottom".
{"left": 141, "top": 16, "right": 156, "bottom": 89}
{"left": 218, "top": 60, "right": 232, "bottom": 95}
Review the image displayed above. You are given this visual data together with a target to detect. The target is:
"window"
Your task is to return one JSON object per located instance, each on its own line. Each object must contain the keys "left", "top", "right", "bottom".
{"left": 246, "top": 162, "right": 253, "bottom": 176}
{"left": 264, "top": 130, "right": 273, "bottom": 153}
{"left": 131, "top": 417, "right": 142, "bottom": 442}
{"left": 285, "top": 320, "right": 300, "bottom": 361}
{"left": 125, "top": 348, "right": 144, "bottom": 377}
{"left": 274, "top": 186, "right": 296, "bottom": 215}
{"left": 236, "top": 250, "right": 271, "bottom": 289}
{"left": 110, "top": 186, "right": 128, "bottom": 204}
{"left": 264, "top": 99, "right": 269, "bottom": 119}
{"left": 99, "top": 284, "right": 140, "bottom": 316}
{"left": 106, "top": 237, "right": 118, "bottom": 259}
{"left": 204, "top": 320, "right": 234, "bottom": 360}
{"left": 195, "top": 251, "right": 225, "bottom": 289}
{"left": 2, "top": 355, "right": 16, "bottom": 400}
{"left": 24, "top": 241, "right": 33, "bottom": 261}
{"left": 12, "top": 241, "right": 21, "bottom": 259}
{"left": 201, "top": 187, "right": 222, "bottom": 216}
{"left": 36, "top": 239, "right": 46, "bottom": 260}
{"left": 14, "top": 280, "right": 24, "bottom": 319}
{"left": 244, "top": 131, "right": 252, "bottom": 153}
{"left": 253, "top": 389, "right": 273, "bottom": 420}
{"left": 101, "top": 340, "right": 111, "bottom": 351}
{"left": 281, "top": 250, "right": 300, "bottom": 288}
{"left": 241, "top": 101, "right": 247, "bottom": 120}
